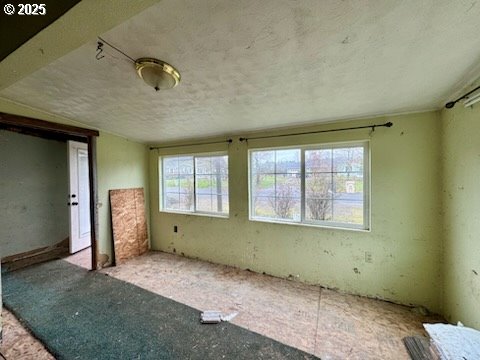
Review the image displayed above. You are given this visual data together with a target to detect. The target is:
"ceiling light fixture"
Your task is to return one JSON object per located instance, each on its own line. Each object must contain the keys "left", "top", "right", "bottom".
{"left": 135, "top": 58, "right": 181, "bottom": 91}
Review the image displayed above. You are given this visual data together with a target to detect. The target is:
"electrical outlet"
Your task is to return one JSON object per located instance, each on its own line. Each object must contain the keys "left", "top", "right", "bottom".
{"left": 365, "top": 251, "right": 373, "bottom": 263}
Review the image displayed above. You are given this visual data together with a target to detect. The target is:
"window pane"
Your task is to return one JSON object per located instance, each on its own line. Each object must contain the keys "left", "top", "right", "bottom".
{"left": 195, "top": 157, "right": 211, "bottom": 175}
{"left": 221, "top": 194, "right": 229, "bottom": 214}
{"left": 196, "top": 190, "right": 228, "bottom": 213}
{"left": 196, "top": 174, "right": 212, "bottom": 193}
{"left": 179, "top": 174, "right": 194, "bottom": 194}
{"left": 332, "top": 200, "right": 363, "bottom": 225}
{"left": 212, "top": 193, "right": 227, "bottom": 213}
{"left": 163, "top": 157, "right": 179, "bottom": 175}
{"left": 333, "top": 147, "right": 363, "bottom": 173}
{"left": 196, "top": 155, "right": 229, "bottom": 214}
{"left": 251, "top": 151, "right": 275, "bottom": 174}
{"left": 165, "top": 193, "right": 179, "bottom": 210}
{"left": 305, "top": 198, "right": 333, "bottom": 221}
{"left": 252, "top": 174, "right": 274, "bottom": 195}
{"left": 253, "top": 196, "right": 276, "bottom": 218}
{"left": 305, "top": 172, "right": 333, "bottom": 222}
{"left": 273, "top": 197, "right": 300, "bottom": 221}
{"left": 178, "top": 156, "right": 194, "bottom": 174}
{"left": 179, "top": 193, "right": 194, "bottom": 211}
{"left": 305, "top": 173, "right": 332, "bottom": 199}
{"left": 251, "top": 150, "right": 300, "bottom": 221}
{"left": 221, "top": 175, "right": 229, "bottom": 195}
{"left": 196, "top": 193, "right": 212, "bottom": 212}
{"left": 275, "top": 149, "right": 300, "bottom": 173}
{"left": 212, "top": 156, "right": 228, "bottom": 174}
{"left": 275, "top": 174, "right": 301, "bottom": 199}
{"left": 164, "top": 175, "right": 179, "bottom": 193}
{"left": 306, "top": 149, "right": 332, "bottom": 172}
{"left": 333, "top": 174, "right": 363, "bottom": 201}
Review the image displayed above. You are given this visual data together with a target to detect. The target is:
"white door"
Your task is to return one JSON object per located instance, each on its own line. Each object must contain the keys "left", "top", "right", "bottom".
{"left": 68, "top": 141, "right": 91, "bottom": 254}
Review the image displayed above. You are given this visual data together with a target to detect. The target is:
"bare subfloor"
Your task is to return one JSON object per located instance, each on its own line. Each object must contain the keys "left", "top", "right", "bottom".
{"left": 2, "top": 250, "right": 444, "bottom": 359}
{"left": 64, "top": 246, "right": 92, "bottom": 270}
{"left": 1, "top": 307, "right": 54, "bottom": 360}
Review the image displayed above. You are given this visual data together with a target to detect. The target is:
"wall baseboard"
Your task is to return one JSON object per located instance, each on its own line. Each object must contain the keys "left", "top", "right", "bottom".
{"left": 1, "top": 237, "right": 69, "bottom": 272}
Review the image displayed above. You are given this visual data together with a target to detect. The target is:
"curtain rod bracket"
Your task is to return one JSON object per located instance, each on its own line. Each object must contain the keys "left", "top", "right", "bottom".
{"left": 445, "top": 84, "right": 480, "bottom": 109}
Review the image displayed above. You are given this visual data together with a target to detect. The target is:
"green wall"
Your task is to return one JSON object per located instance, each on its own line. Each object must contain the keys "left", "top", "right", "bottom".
{"left": 150, "top": 112, "right": 443, "bottom": 312}
{"left": 0, "top": 130, "right": 69, "bottom": 257}
{"left": 96, "top": 132, "right": 150, "bottom": 266}
{"left": 441, "top": 104, "right": 480, "bottom": 328}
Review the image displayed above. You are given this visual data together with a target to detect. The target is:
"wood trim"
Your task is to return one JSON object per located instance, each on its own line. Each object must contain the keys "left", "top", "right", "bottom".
{"left": 88, "top": 136, "right": 98, "bottom": 270}
{"left": 0, "top": 123, "right": 87, "bottom": 143}
{"left": 0, "top": 112, "right": 99, "bottom": 138}
{"left": 1, "top": 238, "right": 70, "bottom": 272}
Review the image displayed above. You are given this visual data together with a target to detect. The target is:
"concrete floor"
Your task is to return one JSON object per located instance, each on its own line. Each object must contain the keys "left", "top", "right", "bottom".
{"left": 1, "top": 250, "right": 444, "bottom": 359}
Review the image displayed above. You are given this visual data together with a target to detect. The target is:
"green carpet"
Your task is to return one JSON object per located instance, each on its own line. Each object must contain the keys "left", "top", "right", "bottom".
{"left": 2, "top": 260, "right": 318, "bottom": 360}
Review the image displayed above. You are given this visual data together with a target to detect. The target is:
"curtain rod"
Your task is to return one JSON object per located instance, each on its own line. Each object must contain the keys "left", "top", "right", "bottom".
{"left": 445, "top": 84, "right": 480, "bottom": 109}
{"left": 239, "top": 121, "right": 393, "bottom": 142}
{"left": 150, "top": 138, "right": 232, "bottom": 150}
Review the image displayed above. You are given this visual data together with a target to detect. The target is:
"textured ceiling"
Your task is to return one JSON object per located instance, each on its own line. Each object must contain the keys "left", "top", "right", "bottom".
{"left": 1, "top": 0, "right": 480, "bottom": 143}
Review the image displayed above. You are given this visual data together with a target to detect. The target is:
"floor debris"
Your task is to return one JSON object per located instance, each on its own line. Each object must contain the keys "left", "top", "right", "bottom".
{"left": 200, "top": 311, "right": 238, "bottom": 324}
{"left": 403, "top": 335, "right": 432, "bottom": 360}
{"left": 424, "top": 322, "right": 480, "bottom": 360}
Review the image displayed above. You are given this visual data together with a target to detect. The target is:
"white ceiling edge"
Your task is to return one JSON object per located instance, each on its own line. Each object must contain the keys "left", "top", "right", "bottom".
{"left": 1, "top": 95, "right": 438, "bottom": 146}
{"left": 0, "top": 96, "right": 135, "bottom": 142}
{"left": 147, "top": 107, "right": 440, "bottom": 146}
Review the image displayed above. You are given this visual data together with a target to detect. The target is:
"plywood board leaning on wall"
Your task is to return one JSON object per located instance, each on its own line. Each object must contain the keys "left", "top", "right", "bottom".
{"left": 109, "top": 188, "right": 148, "bottom": 265}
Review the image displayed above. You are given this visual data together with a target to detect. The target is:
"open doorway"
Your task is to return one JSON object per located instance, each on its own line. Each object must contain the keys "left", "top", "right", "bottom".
{"left": 0, "top": 112, "right": 99, "bottom": 271}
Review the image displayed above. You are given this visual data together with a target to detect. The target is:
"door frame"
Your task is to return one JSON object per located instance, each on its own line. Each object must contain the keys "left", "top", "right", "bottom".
{"left": 0, "top": 112, "right": 100, "bottom": 270}
{"left": 68, "top": 140, "right": 92, "bottom": 254}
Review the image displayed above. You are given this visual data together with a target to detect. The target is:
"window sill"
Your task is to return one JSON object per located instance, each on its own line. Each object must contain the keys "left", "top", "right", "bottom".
{"left": 249, "top": 217, "right": 370, "bottom": 232}
{"left": 160, "top": 209, "right": 229, "bottom": 219}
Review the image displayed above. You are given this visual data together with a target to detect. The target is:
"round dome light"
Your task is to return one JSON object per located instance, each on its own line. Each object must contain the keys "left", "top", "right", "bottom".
{"left": 135, "top": 58, "right": 181, "bottom": 91}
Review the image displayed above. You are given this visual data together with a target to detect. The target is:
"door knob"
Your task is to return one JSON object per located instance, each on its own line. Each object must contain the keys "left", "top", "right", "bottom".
{"left": 72, "top": 202, "right": 79, "bottom": 206}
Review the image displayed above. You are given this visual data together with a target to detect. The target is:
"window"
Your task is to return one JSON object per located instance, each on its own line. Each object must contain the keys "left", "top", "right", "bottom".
{"left": 249, "top": 142, "right": 369, "bottom": 230}
{"left": 161, "top": 153, "right": 229, "bottom": 216}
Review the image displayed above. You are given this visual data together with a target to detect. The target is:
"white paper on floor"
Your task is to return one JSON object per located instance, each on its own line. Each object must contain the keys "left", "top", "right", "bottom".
{"left": 200, "top": 311, "right": 238, "bottom": 324}
{"left": 424, "top": 323, "right": 480, "bottom": 360}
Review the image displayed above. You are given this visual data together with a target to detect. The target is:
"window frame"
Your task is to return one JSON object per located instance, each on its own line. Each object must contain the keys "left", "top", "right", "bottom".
{"left": 248, "top": 141, "right": 370, "bottom": 231}
{"left": 160, "top": 151, "right": 229, "bottom": 218}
